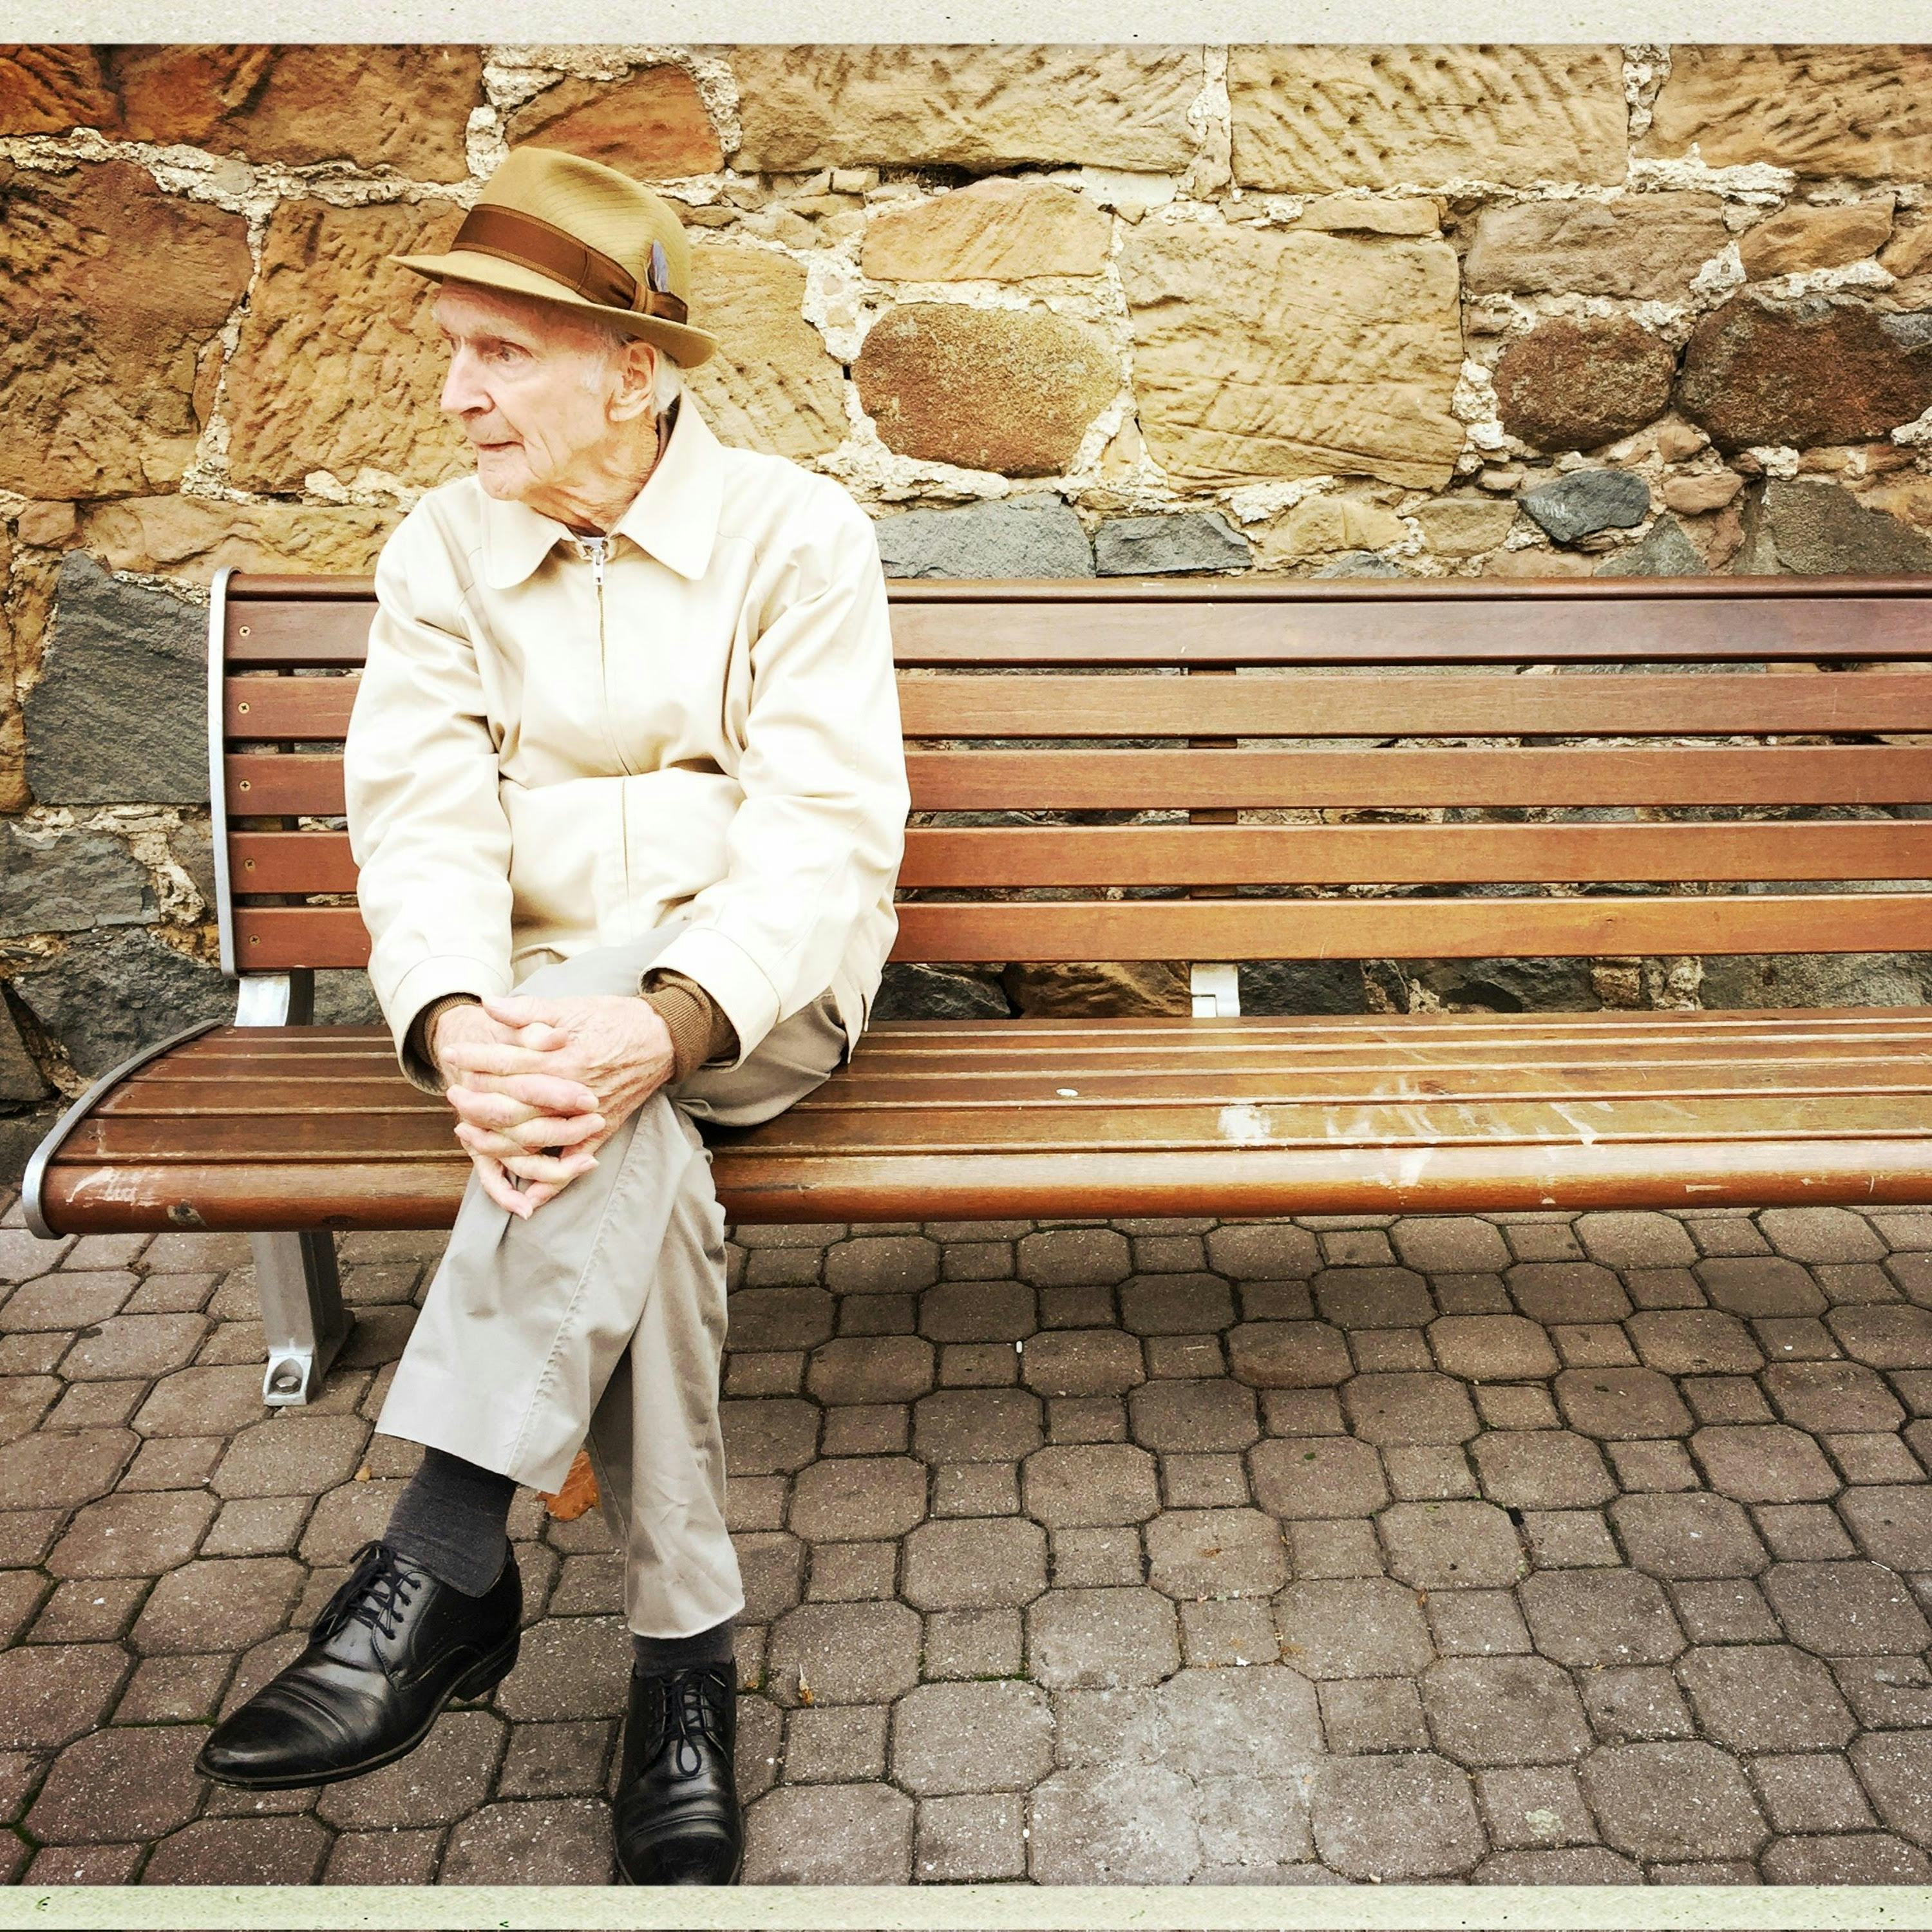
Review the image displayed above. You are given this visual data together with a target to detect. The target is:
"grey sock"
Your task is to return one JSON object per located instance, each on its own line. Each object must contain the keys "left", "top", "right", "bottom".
{"left": 632, "top": 1618, "right": 736, "bottom": 1676}
{"left": 384, "top": 1446, "right": 518, "bottom": 1597}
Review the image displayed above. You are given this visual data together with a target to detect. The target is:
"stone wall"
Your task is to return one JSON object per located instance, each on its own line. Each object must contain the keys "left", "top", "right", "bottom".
{"left": 2, "top": 43, "right": 1931, "bottom": 1167}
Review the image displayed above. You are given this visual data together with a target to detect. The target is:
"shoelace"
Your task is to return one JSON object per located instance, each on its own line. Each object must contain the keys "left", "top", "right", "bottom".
{"left": 336, "top": 1545, "right": 422, "bottom": 1643}
{"left": 661, "top": 1668, "right": 724, "bottom": 1777}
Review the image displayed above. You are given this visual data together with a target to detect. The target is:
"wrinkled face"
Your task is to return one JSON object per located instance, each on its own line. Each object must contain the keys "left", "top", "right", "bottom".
{"left": 433, "top": 281, "right": 645, "bottom": 502}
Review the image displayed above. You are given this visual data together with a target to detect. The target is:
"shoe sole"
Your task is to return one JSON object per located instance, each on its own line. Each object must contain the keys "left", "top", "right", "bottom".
{"left": 194, "top": 1630, "right": 521, "bottom": 1791}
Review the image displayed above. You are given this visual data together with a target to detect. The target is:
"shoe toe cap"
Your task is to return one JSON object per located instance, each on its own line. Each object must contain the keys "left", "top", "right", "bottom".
{"left": 196, "top": 1690, "right": 359, "bottom": 1785}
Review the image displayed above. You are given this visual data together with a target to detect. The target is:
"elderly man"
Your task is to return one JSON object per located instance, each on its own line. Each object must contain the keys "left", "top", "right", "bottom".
{"left": 193, "top": 147, "right": 910, "bottom": 1886}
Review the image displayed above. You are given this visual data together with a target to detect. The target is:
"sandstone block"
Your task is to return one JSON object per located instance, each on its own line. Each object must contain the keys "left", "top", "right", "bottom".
{"left": 0, "top": 160, "right": 249, "bottom": 499}
{"left": 855, "top": 303, "right": 1117, "bottom": 476}
{"left": 1122, "top": 225, "right": 1462, "bottom": 489}
{"left": 1676, "top": 295, "right": 1932, "bottom": 453}
{"left": 1260, "top": 495, "right": 1406, "bottom": 560}
{"left": 504, "top": 65, "right": 722, "bottom": 176}
{"left": 1001, "top": 960, "right": 1188, "bottom": 1017}
{"left": 26, "top": 554, "right": 204, "bottom": 805}
{"left": 873, "top": 495, "right": 1093, "bottom": 578}
{"left": 685, "top": 247, "right": 845, "bottom": 461}
{"left": 224, "top": 198, "right": 471, "bottom": 495}
{"left": 1493, "top": 316, "right": 1678, "bottom": 453}
{"left": 1463, "top": 193, "right": 1728, "bottom": 301}
{"left": 1660, "top": 471, "right": 1743, "bottom": 517}
{"left": 1229, "top": 46, "right": 1625, "bottom": 191}
{"left": 1640, "top": 46, "right": 1932, "bottom": 180}
{"left": 79, "top": 497, "right": 398, "bottom": 582}
{"left": 0, "top": 48, "right": 117, "bottom": 133}
{"left": 1739, "top": 200, "right": 1896, "bottom": 280}
{"left": 1294, "top": 193, "right": 1441, "bottom": 235}
{"left": 1412, "top": 497, "right": 1518, "bottom": 556}
{"left": 732, "top": 47, "right": 1200, "bottom": 174}
{"left": 863, "top": 178, "right": 1110, "bottom": 281}
{"left": 110, "top": 46, "right": 480, "bottom": 182}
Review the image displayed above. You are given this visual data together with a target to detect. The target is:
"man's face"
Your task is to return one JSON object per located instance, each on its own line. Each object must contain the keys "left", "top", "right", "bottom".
{"left": 433, "top": 282, "right": 639, "bottom": 502}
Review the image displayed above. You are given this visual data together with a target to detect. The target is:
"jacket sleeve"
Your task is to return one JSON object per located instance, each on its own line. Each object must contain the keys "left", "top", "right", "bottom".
{"left": 343, "top": 515, "right": 516, "bottom": 1083}
{"left": 647, "top": 493, "right": 909, "bottom": 1065}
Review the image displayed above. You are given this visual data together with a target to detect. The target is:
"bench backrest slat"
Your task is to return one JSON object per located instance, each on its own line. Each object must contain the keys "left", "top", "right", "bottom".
{"left": 211, "top": 570, "right": 1932, "bottom": 980}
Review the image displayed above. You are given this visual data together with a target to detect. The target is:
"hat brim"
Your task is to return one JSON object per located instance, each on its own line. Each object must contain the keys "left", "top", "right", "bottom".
{"left": 390, "top": 249, "right": 721, "bottom": 368}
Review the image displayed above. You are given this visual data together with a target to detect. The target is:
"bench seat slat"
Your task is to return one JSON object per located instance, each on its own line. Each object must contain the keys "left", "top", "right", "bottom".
{"left": 229, "top": 822, "right": 1932, "bottom": 895}
{"left": 35, "top": 1010, "right": 1932, "bottom": 1233}
{"left": 225, "top": 745, "right": 1932, "bottom": 819}
{"left": 223, "top": 670, "right": 1932, "bottom": 743}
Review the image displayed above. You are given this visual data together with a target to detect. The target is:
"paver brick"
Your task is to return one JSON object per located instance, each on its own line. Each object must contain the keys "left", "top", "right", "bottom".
{"left": 1380, "top": 1501, "right": 1524, "bottom": 1589}
{"left": 913, "top": 1388, "right": 1043, "bottom": 1464}
{"left": 1313, "top": 1267, "right": 1432, "bottom": 1329}
{"left": 60, "top": 1313, "right": 205, "bottom": 1381}
{"left": 919, "top": 1280, "right": 1034, "bottom": 1342}
{"left": 916, "top": 1791, "right": 1027, "bottom": 1880}
{"left": 1762, "top": 1833, "right": 1932, "bottom": 1884}
{"left": 1506, "top": 1262, "right": 1630, "bottom": 1325}
{"left": 1828, "top": 1304, "right": 1932, "bottom": 1367}
{"left": 1021, "top": 1327, "right": 1143, "bottom": 1397}
{"left": 826, "top": 1235, "right": 939, "bottom": 1296}
{"left": 1206, "top": 1223, "right": 1320, "bottom": 1281}
{"left": 768, "top": 1602, "right": 923, "bottom": 1707}
{"left": 0, "top": 1270, "right": 137, "bottom": 1332}
{"left": 1611, "top": 1492, "right": 1767, "bottom": 1580}
{"left": 1851, "top": 1731, "right": 1932, "bottom": 1848}
{"left": 1021, "top": 1444, "right": 1159, "bottom": 1528}
{"left": 1824, "top": 1431, "right": 1921, "bottom": 1483}
{"left": 1390, "top": 1218, "right": 1513, "bottom": 1274}
{"left": 1688, "top": 1424, "right": 1839, "bottom": 1503}
{"left": 1423, "top": 1655, "right": 1591, "bottom": 1767}
{"left": 1274, "top": 1578, "right": 1435, "bottom": 1680}
{"left": 27, "top": 1724, "right": 209, "bottom": 1845}
{"left": 1752, "top": 1752, "right": 1875, "bottom": 1833}
{"left": 1028, "top": 1763, "right": 1198, "bottom": 1884}
{"left": 1312, "top": 1752, "right": 1484, "bottom": 1879}
{"left": 1225, "top": 1320, "right": 1351, "bottom": 1387}
{"left": 142, "top": 1817, "right": 330, "bottom": 1884}
{"left": 0, "top": 1642, "right": 131, "bottom": 1749}
{"left": 1018, "top": 1228, "right": 1131, "bottom": 1287}
{"left": 1577, "top": 1665, "right": 1694, "bottom": 1743}
{"left": 1677, "top": 1643, "right": 1854, "bottom": 1751}
{"left": 1761, "top": 1561, "right": 1932, "bottom": 1656}
{"left": 316, "top": 1708, "right": 504, "bottom": 1828}
{"left": 1573, "top": 1211, "right": 1700, "bottom": 1269}
{"left": 442, "top": 1797, "right": 614, "bottom": 1883}
{"left": 1763, "top": 1360, "right": 1903, "bottom": 1433}
{"left": 1426, "top": 1314, "right": 1557, "bottom": 1382}
{"left": 893, "top": 1680, "right": 1053, "bottom": 1795}
{"left": 1470, "top": 1430, "right": 1614, "bottom": 1510}
{"left": 50, "top": 1488, "right": 216, "bottom": 1578}
{"left": 1625, "top": 1309, "right": 1761, "bottom": 1375}
{"left": 1696, "top": 1255, "right": 1826, "bottom": 1318}
{"left": 1249, "top": 1435, "right": 1387, "bottom": 1520}
{"left": 1126, "top": 1378, "right": 1257, "bottom": 1452}
{"left": 1553, "top": 1367, "right": 1692, "bottom": 1439}
{"left": 210, "top": 1414, "right": 370, "bottom": 1498}
{"left": 1027, "top": 1587, "right": 1179, "bottom": 1690}
{"left": 728, "top": 1287, "right": 837, "bottom": 1350}
{"left": 1159, "top": 1451, "right": 1247, "bottom": 1507}
{"left": 1321, "top": 1674, "right": 1428, "bottom": 1752}
{"left": 1145, "top": 1508, "right": 1286, "bottom": 1600}
{"left": 902, "top": 1517, "right": 1046, "bottom": 1611}
{"left": 0, "top": 1426, "right": 134, "bottom": 1511}
{"left": 1759, "top": 1206, "right": 1888, "bottom": 1264}
{"left": 721, "top": 1399, "right": 820, "bottom": 1475}
{"left": 1835, "top": 1484, "right": 1932, "bottom": 1569}
{"left": 1580, "top": 1741, "right": 1768, "bottom": 1862}
{"left": 1117, "top": 1274, "right": 1235, "bottom": 1335}
{"left": 497, "top": 1719, "right": 612, "bottom": 1799}
{"left": 1341, "top": 1372, "right": 1477, "bottom": 1447}
{"left": 784, "top": 1704, "right": 888, "bottom": 1783}
{"left": 788, "top": 1456, "right": 928, "bottom": 1542}
{"left": 1756, "top": 1503, "right": 1855, "bottom": 1562}
{"left": 804, "top": 1336, "right": 934, "bottom": 1405}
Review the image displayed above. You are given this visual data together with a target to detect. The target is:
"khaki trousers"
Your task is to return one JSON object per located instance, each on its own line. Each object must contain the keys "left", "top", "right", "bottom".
{"left": 375, "top": 925, "right": 848, "bottom": 1638}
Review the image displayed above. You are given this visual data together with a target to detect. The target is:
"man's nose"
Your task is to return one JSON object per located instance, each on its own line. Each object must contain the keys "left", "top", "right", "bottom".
{"left": 440, "top": 348, "right": 487, "bottom": 418}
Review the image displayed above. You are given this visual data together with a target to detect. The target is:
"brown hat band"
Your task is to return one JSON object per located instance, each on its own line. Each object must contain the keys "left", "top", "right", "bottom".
{"left": 451, "top": 204, "right": 690, "bottom": 325}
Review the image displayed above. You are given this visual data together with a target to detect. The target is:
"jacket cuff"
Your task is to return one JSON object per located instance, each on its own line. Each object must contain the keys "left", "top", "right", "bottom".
{"left": 388, "top": 954, "right": 511, "bottom": 1092}
{"left": 404, "top": 992, "right": 483, "bottom": 1096}
{"left": 641, "top": 971, "right": 738, "bottom": 1084}
{"left": 645, "top": 928, "right": 779, "bottom": 1070}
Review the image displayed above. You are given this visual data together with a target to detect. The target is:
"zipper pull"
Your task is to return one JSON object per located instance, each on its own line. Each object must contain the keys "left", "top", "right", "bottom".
{"left": 581, "top": 533, "right": 611, "bottom": 592}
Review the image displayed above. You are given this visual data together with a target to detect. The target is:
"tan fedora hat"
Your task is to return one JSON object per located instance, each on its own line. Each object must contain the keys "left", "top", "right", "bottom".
{"left": 390, "top": 146, "right": 719, "bottom": 368}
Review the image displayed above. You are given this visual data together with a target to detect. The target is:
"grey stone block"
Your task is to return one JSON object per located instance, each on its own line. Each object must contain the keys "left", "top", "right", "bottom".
{"left": 0, "top": 825, "right": 153, "bottom": 937}
{"left": 1593, "top": 512, "right": 1707, "bottom": 578}
{"left": 1520, "top": 469, "right": 1651, "bottom": 544}
{"left": 26, "top": 554, "right": 207, "bottom": 805}
{"left": 873, "top": 495, "right": 1093, "bottom": 578}
{"left": 13, "top": 929, "right": 234, "bottom": 1079}
{"left": 1092, "top": 512, "right": 1249, "bottom": 576}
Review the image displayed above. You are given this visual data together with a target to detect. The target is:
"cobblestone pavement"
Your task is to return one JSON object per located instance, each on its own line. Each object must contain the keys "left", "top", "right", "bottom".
{"left": 10, "top": 1198, "right": 1932, "bottom": 1884}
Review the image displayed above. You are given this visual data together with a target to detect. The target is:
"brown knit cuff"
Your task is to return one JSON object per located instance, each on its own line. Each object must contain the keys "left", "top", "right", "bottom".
{"left": 641, "top": 969, "right": 738, "bottom": 1083}
{"left": 404, "top": 992, "right": 482, "bottom": 1095}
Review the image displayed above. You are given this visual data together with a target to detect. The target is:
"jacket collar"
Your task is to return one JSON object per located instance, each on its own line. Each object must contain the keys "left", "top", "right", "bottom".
{"left": 476, "top": 390, "right": 724, "bottom": 591}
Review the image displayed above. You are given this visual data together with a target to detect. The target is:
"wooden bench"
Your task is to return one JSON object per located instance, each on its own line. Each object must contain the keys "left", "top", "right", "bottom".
{"left": 24, "top": 566, "right": 1932, "bottom": 1405}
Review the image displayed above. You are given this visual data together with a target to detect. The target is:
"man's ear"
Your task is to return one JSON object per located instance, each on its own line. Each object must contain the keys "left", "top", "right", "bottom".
{"left": 607, "top": 338, "right": 659, "bottom": 424}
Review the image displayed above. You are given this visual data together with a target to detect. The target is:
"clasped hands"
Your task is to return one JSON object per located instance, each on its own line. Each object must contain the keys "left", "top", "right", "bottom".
{"left": 431, "top": 992, "right": 676, "bottom": 1218}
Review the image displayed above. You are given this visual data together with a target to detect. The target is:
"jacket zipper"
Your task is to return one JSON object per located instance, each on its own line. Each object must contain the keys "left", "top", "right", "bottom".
{"left": 573, "top": 533, "right": 634, "bottom": 907}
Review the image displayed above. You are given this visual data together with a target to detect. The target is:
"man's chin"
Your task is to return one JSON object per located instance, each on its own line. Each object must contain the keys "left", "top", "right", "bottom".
{"left": 472, "top": 451, "right": 532, "bottom": 499}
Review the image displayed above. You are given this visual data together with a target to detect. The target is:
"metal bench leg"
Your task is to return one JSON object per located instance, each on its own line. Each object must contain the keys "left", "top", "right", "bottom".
{"left": 257, "top": 1231, "right": 352, "bottom": 1406}
{"left": 1191, "top": 963, "right": 1242, "bottom": 1018}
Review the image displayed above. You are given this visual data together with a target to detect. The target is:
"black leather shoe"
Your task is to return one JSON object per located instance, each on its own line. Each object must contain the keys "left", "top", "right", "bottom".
{"left": 614, "top": 1660, "right": 743, "bottom": 1885}
{"left": 195, "top": 1539, "right": 520, "bottom": 1790}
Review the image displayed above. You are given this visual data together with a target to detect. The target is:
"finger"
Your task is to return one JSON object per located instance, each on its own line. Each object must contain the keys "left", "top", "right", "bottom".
{"left": 448, "top": 1073, "right": 601, "bottom": 1115}
{"left": 440, "top": 1039, "right": 569, "bottom": 1079}
{"left": 455, "top": 1121, "right": 603, "bottom": 1171}
{"left": 457, "top": 1128, "right": 597, "bottom": 1186}
{"left": 471, "top": 1150, "right": 531, "bottom": 1220}
{"left": 518, "top": 1178, "right": 565, "bottom": 1212}
{"left": 449, "top": 1088, "right": 605, "bottom": 1142}
{"left": 480, "top": 992, "right": 567, "bottom": 1027}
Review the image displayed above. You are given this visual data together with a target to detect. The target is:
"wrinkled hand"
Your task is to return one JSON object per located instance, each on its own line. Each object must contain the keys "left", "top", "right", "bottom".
{"left": 435, "top": 993, "right": 676, "bottom": 1220}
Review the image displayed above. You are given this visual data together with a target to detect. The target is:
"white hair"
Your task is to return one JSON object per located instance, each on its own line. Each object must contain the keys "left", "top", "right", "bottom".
{"left": 582, "top": 316, "right": 681, "bottom": 413}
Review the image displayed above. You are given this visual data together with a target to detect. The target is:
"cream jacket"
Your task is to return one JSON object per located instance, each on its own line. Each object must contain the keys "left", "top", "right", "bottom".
{"left": 343, "top": 393, "right": 909, "bottom": 1079}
